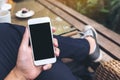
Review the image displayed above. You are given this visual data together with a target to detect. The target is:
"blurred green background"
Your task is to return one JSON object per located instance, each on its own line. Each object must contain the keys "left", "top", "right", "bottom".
{"left": 58, "top": 0, "right": 120, "bottom": 34}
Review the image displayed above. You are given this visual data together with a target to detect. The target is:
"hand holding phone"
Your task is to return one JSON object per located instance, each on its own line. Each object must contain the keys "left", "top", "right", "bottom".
{"left": 28, "top": 17, "right": 56, "bottom": 66}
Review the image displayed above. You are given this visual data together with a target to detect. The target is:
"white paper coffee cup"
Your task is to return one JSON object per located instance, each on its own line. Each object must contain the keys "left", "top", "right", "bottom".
{"left": 0, "top": 10, "right": 11, "bottom": 23}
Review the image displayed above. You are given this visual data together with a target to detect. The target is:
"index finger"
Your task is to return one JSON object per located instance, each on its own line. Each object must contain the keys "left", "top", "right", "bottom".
{"left": 52, "top": 27, "right": 56, "bottom": 33}
{"left": 21, "top": 28, "right": 30, "bottom": 46}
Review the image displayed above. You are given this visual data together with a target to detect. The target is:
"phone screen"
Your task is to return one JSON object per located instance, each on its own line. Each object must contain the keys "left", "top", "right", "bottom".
{"left": 29, "top": 22, "right": 54, "bottom": 61}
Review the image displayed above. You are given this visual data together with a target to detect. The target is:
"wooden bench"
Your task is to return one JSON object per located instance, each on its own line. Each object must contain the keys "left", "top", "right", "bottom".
{"left": 36, "top": 0, "right": 120, "bottom": 61}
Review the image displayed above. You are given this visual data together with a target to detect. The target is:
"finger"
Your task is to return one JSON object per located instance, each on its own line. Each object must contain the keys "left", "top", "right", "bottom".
{"left": 54, "top": 47, "right": 60, "bottom": 57}
{"left": 43, "top": 64, "right": 52, "bottom": 70}
{"left": 21, "top": 28, "right": 29, "bottom": 46}
{"left": 52, "top": 27, "right": 56, "bottom": 32}
{"left": 53, "top": 38, "right": 58, "bottom": 47}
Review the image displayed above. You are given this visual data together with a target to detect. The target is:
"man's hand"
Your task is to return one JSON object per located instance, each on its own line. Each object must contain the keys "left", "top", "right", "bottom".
{"left": 5, "top": 27, "right": 60, "bottom": 80}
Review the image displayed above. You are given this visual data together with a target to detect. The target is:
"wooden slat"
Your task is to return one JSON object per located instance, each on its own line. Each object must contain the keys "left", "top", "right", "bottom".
{"left": 36, "top": 0, "right": 85, "bottom": 30}
{"left": 36, "top": 0, "right": 120, "bottom": 60}
{"left": 98, "top": 35, "right": 120, "bottom": 59}
{"left": 61, "top": 30, "right": 78, "bottom": 37}
{"left": 47, "top": 0, "right": 120, "bottom": 46}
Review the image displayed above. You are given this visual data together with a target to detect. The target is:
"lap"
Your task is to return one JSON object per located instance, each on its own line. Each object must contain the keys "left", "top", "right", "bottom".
{"left": 0, "top": 23, "right": 90, "bottom": 80}
{"left": 36, "top": 60, "right": 78, "bottom": 80}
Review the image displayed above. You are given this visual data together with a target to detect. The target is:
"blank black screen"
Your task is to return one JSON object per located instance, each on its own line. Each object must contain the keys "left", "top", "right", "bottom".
{"left": 29, "top": 23, "right": 54, "bottom": 60}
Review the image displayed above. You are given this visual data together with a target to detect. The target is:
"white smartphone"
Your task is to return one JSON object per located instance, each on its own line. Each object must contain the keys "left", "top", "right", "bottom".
{"left": 28, "top": 17, "right": 56, "bottom": 66}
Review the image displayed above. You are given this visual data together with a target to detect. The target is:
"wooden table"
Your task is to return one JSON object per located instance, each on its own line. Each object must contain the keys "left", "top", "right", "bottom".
{"left": 10, "top": 0, "right": 74, "bottom": 35}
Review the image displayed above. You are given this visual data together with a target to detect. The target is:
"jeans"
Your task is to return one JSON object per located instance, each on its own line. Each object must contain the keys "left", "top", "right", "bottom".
{"left": 0, "top": 23, "right": 91, "bottom": 80}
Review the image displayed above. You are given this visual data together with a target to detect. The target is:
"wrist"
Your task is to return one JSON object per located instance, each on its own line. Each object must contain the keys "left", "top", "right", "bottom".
{"left": 13, "top": 67, "right": 27, "bottom": 80}
{"left": 5, "top": 67, "right": 26, "bottom": 80}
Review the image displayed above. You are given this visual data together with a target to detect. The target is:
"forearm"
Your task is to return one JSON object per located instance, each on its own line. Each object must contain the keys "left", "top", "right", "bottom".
{"left": 4, "top": 67, "right": 26, "bottom": 80}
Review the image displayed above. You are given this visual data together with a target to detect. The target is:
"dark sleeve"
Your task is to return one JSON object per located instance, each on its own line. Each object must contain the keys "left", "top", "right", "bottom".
{"left": 0, "top": 23, "right": 25, "bottom": 79}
